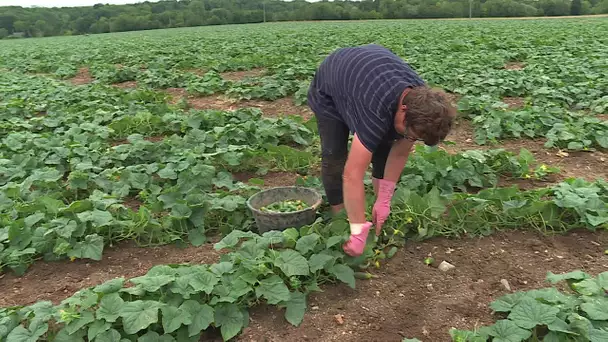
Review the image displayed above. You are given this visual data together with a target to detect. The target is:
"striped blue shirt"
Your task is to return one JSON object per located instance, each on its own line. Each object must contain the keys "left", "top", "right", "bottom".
{"left": 308, "top": 44, "right": 425, "bottom": 152}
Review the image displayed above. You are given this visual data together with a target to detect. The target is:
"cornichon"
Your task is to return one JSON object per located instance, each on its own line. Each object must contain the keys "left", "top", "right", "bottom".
{"left": 354, "top": 272, "right": 379, "bottom": 280}
{"left": 260, "top": 199, "right": 309, "bottom": 213}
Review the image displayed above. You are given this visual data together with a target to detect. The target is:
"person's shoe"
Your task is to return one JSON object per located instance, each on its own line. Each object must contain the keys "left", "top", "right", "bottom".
{"left": 343, "top": 222, "right": 372, "bottom": 256}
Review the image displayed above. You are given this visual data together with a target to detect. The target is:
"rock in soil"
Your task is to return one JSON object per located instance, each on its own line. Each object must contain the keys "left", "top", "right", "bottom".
{"left": 438, "top": 261, "right": 456, "bottom": 272}
{"left": 500, "top": 278, "right": 512, "bottom": 291}
{"left": 334, "top": 314, "right": 345, "bottom": 325}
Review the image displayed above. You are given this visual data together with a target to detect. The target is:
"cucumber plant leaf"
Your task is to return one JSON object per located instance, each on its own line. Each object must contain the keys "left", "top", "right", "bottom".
{"left": 275, "top": 250, "right": 309, "bottom": 277}
{"left": 282, "top": 291, "right": 307, "bottom": 327}
{"left": 508, "top": 298, "right": 560, "bottom": 329}
{"left": 214, "top": 303, "right": 244, "bottom": 341}
{"left": 95, "top": 293, "right": 125, "bottom": 323}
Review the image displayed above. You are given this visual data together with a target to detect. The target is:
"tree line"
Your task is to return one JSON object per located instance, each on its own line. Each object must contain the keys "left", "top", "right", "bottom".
{"left": 0, "top": 0, "right": 606, "bottom": 39}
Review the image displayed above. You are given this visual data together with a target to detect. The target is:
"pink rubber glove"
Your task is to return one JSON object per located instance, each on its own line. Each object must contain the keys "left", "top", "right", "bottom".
{"left": 372, "top": 178, "right": 396, "bottom": 236}
{"left": 343, "top": 222, "right": 372, "bottom": 257}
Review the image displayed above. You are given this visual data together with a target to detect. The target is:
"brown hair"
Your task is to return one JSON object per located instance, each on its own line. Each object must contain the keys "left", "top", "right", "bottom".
{"left": 402, "top": 86, "right": 456, "bottom": 146}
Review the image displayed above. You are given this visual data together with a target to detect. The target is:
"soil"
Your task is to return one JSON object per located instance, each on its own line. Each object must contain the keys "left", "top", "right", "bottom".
{"left": 1, "top": 230, "right": 607, "bottom": 342}
{"left": 240, "top": 230, "right": 608, "bottom": 342}
{"left": 445, "top": 92, "right": 461, "bottom": 106}
{"left": 443, "top": 120, "right": 607, "bottom": 182}
{"left": 184, "top": 68, "right": 209, "bottom": 76}
{"left": 165, "top": 87, "right": 190, "bottom": 103}
{"left": 110, "top": 139, "right": 128, "bottom": 147}
{"left": 145, "top": 135, "right": 166, "bottom": 143}
{"left": 0, "top": 241, "right": 223, "bottom": 308}
{"left": 113, "top": 81, "right": 138, "bottom": 89}
{"left": 69, "top": 67, "right": 93, "bottom": 85}
{"left": 504, "top": 62, "right": 525, "bottom": 71}
{"left": 233, "top": 171, "right": 301, "bottom": 188}
{"left": 503, "top": 97, "right": 525, "bottom": 109}
{"left": 165, "top": 90, "right": 313, "bottom": 120}
{"left": 240, "top": 98, "right": 314, "bottom": 120}
{"left": 221, "top": 68, "right": 266, "bottom": 81}
{"left": 122, "top": 197, "right": 143, "bottom": 212}
{"left": 110, "top": 135, "right": 166, "bottom": 147}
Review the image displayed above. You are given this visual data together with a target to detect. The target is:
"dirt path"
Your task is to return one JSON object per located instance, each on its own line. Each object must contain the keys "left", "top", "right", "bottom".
{"left": 241, "top": 230, "right": 608, "bottom": 342}
{"left": 164, "top": 90, "right": 314, "bottom": 120}
{"left": 0, "top": 241, "right": 223, "bottom": 307}
{"left": 1, "top": 230, "right": 606, "bottom": 341}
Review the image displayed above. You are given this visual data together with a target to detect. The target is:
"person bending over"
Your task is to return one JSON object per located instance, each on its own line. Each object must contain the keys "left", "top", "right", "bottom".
{"left": 307, "top": 44, "right": 456, "bottom": 256}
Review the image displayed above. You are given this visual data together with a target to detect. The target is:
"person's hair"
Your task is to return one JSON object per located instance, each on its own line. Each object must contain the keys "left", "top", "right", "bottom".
{"left": 403, "top": 86, "right": 456, "bottom": 146}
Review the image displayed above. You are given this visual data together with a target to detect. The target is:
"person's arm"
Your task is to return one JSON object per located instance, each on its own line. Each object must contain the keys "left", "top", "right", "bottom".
{"left": 383, "top": 139, "right": 415, "bottom": 182}
{"left": 371, "top": 138, "right": 415, "bottom": 235}
{"left": 342, "top": 133, "right": 373, "bottom": 224}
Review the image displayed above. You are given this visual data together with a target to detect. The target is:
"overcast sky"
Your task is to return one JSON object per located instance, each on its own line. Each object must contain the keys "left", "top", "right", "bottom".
{"left": 0, "top": 0, "right": 158, "bottom": 7}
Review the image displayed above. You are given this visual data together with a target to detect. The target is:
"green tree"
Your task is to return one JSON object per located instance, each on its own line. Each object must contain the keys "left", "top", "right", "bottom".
{"left": 90, "top": 17, "right": 110, "bottom": 33}
{"left": 74, "top": 16, "right": 95, "bottom": 34}
{"left": 539, "top": 0, "right": 571, "bottom": 15}
{"left": 581, "top": 0, "right": 592, "bottom": 13}
{"left": 0, "top": 15, "right": 16, "bottom": 33}
{"left": 210, "top": 8, "right": 232, "bottom": 23}
{"left": 483, "top": 0, "right": 539, "bottom": 16}
{"left": 110, "top": 14, "right": 136, "bottom": 32}
{"left": 207, "top": 15, "right": 224, "bottom": 25}
{"left": 34, "top": 19, "right": 49, "bottom": 37}
{"left": 13, "top": 20, "right": 28, "bottom": 33}
{"left": 571, "top": 0, "right": 582, "bottom": 14}
{"left": 0, "top": 28, "right": 8, "bottom": 39}
{"left": 592, "top": 0, "right": 608, "bottom": 12}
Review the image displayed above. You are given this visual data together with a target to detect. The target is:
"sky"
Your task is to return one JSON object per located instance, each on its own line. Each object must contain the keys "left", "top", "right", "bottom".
{"left": 0, "top": 0, "right": 158, "bottom": 7}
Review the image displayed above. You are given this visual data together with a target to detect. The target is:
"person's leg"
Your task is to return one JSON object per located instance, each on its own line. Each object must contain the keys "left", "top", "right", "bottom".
{"left": 371, "top": 140, "right": 392, "bottom": 194}
{"left": 316, "top": 115, "right": 350, "bottom": 213}
{"left": 308, "top": 81, "right": 349, "bottom": 213}
{"left": 308, "top": 82, "right": 350, "bottom": 213}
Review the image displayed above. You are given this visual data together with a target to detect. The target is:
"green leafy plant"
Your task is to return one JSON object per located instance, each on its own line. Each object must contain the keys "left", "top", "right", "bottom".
{"left": 387, "top": 178, "right": 608, "bottom": 240}
{"left": 459, "top": 97, "right": 608, "bottom": 150}
{"left": 451, "top": 270, "right": 608, "bottom": 341}
{"left": 1, "top": 18, "right": 608, "bottom": 342}
{"left": 0, "top": 218, "right": 360, "bottom": 342}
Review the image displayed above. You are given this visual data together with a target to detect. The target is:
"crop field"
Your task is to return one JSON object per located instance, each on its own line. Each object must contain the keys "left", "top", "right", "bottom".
{"left": 0, "top": 18, "right": 608, "bottom": 342}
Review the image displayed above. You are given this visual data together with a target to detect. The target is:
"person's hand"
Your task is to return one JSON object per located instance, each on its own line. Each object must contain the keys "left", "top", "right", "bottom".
{"left": 372, "top": 179, "right": 396, "bottom": 235}
{"left": 343, "top": 222, "right": 373, "bottom": 256}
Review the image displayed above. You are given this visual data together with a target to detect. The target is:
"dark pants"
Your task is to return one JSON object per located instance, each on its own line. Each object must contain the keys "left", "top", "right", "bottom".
{"left": 308, "top": 82, "right": 393, "bottom": 205}
{"left": 315, "top": 114, "right": 392, "bottom": 206}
